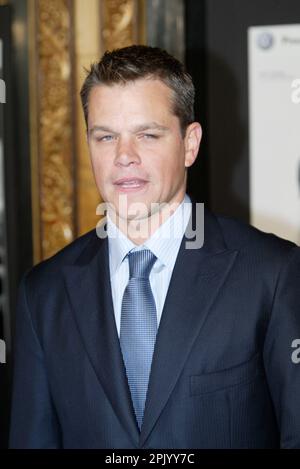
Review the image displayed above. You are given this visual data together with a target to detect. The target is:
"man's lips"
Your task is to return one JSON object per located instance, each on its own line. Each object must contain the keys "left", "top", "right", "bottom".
{"left": 113, "top": 177, "right": 149, "bottom": 192}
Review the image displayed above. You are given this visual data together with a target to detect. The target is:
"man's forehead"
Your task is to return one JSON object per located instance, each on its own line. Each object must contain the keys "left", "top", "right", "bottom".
{"left": 86, "top": 78, "right": 178, "bottom": 130}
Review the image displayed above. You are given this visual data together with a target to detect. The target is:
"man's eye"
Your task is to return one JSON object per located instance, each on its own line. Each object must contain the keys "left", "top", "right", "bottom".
{"left": 142, "top": 133, "right": 159, "bottom": 140}
{"left": 96, "top": 135, "right": 114, "bottom": 142}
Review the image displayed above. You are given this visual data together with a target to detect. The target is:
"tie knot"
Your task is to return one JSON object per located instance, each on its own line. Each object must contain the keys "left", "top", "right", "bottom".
{"left": 127, "top": 249, "right": 157, "bottom": 279}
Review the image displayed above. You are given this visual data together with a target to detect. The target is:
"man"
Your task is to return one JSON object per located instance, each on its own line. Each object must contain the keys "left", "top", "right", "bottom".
{"left": 10, "top": 45, "right": 300, "bottom": 448}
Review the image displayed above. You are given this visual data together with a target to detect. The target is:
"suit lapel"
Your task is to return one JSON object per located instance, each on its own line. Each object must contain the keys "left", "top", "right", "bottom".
{"left": 139, "top": 205, "right": 239, "bottom": 446}
{"left": 63, "top": 233, "right": 140, "bottom": 447}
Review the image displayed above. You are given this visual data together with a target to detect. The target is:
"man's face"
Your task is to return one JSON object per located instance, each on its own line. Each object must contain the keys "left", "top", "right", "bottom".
{"left": 87, "top": 78, "right": 201, "bottom": 221}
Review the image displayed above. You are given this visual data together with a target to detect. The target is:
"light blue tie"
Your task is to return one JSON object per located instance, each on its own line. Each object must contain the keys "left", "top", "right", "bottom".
{"left": 120, "top": 249, "right": 158, "bottom": 430}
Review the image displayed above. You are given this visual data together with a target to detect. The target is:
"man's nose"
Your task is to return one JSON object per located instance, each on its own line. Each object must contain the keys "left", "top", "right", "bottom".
{"left": 114, "top": 137, "right": 141, "bottom": 166}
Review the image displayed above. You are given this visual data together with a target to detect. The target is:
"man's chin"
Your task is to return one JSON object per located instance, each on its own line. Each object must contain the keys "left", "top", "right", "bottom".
{"left": 115, "top": 207, "right": 151, "bottom": 223}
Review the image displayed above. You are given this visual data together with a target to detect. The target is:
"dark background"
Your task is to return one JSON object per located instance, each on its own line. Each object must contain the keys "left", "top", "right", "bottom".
{"left": 0, "top": 1, "right": 32, "bottom": 449}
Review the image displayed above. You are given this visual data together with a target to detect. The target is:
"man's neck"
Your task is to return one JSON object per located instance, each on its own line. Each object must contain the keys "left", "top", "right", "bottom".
{"left": 109, "top": 195, "right": 186, "bottom": 245}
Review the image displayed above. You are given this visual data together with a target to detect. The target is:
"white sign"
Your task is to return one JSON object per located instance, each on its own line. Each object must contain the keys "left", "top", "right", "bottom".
{"left": 248, "top": 24, "right": 300, "bottom": 245}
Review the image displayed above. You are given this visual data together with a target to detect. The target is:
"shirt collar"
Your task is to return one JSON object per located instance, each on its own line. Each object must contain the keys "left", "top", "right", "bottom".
{"left": 107, "top": 194, "right": 191, "bottom": 275}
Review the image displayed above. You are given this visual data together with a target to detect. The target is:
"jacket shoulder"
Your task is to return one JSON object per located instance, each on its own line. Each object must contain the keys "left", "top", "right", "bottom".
{"left": 23, "top": 228, "right": 103, "bottom": 286}
{"left": 215, "top": 212, "right": 298, "bottom": 259}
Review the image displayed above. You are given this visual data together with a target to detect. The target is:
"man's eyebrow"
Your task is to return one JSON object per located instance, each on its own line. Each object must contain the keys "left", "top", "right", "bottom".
{"left": 88, "top": 122, "right": 169, "bottom": 136}
{"left": 132, "top": 122, "right": 169, "bottom": 132}
{"left": 88, "top": 126, "right": 115, "bottom": 135}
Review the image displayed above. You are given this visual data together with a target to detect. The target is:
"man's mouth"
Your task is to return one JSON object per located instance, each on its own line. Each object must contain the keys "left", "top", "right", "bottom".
{"left": 113, "top": 177, "right": 149, "bottom": 192}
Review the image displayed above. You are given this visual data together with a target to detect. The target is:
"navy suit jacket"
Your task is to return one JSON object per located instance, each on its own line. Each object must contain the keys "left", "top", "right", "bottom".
{"left": 9, "top": 203, "right": 300, "bottom": 448}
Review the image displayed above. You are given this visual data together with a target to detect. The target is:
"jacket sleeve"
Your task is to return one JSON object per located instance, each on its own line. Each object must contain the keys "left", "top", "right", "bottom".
{"left": 263, "top": 245, "right": 300, "bottom": 448}
{"left": 9, "top": 274, "right": 62, "bottom": 448}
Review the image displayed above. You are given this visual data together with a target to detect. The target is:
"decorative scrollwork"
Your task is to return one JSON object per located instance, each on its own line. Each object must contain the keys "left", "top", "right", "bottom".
{"left": 36, "top": 0, "right": 75, "bottom": 259}
{"left": 101, "top": 0, "right": 142, "bottom": 50}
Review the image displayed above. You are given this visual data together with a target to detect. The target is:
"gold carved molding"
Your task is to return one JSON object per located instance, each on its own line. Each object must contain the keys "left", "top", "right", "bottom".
{"left": 29, "top": 0, "right": 76, "bottom": 261}
{"left": 101, "top": 0, "right": 146, "bottom": 50}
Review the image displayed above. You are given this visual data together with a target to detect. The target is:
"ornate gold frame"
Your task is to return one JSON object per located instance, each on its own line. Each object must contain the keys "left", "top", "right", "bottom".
{"left": 29, "top": 0, "right": 76, "bottom": 261}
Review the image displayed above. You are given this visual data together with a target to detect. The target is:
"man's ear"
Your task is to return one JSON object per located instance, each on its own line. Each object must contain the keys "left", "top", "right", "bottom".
{"left": 184, "top": 122, "right": 202, "bottom": 168}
